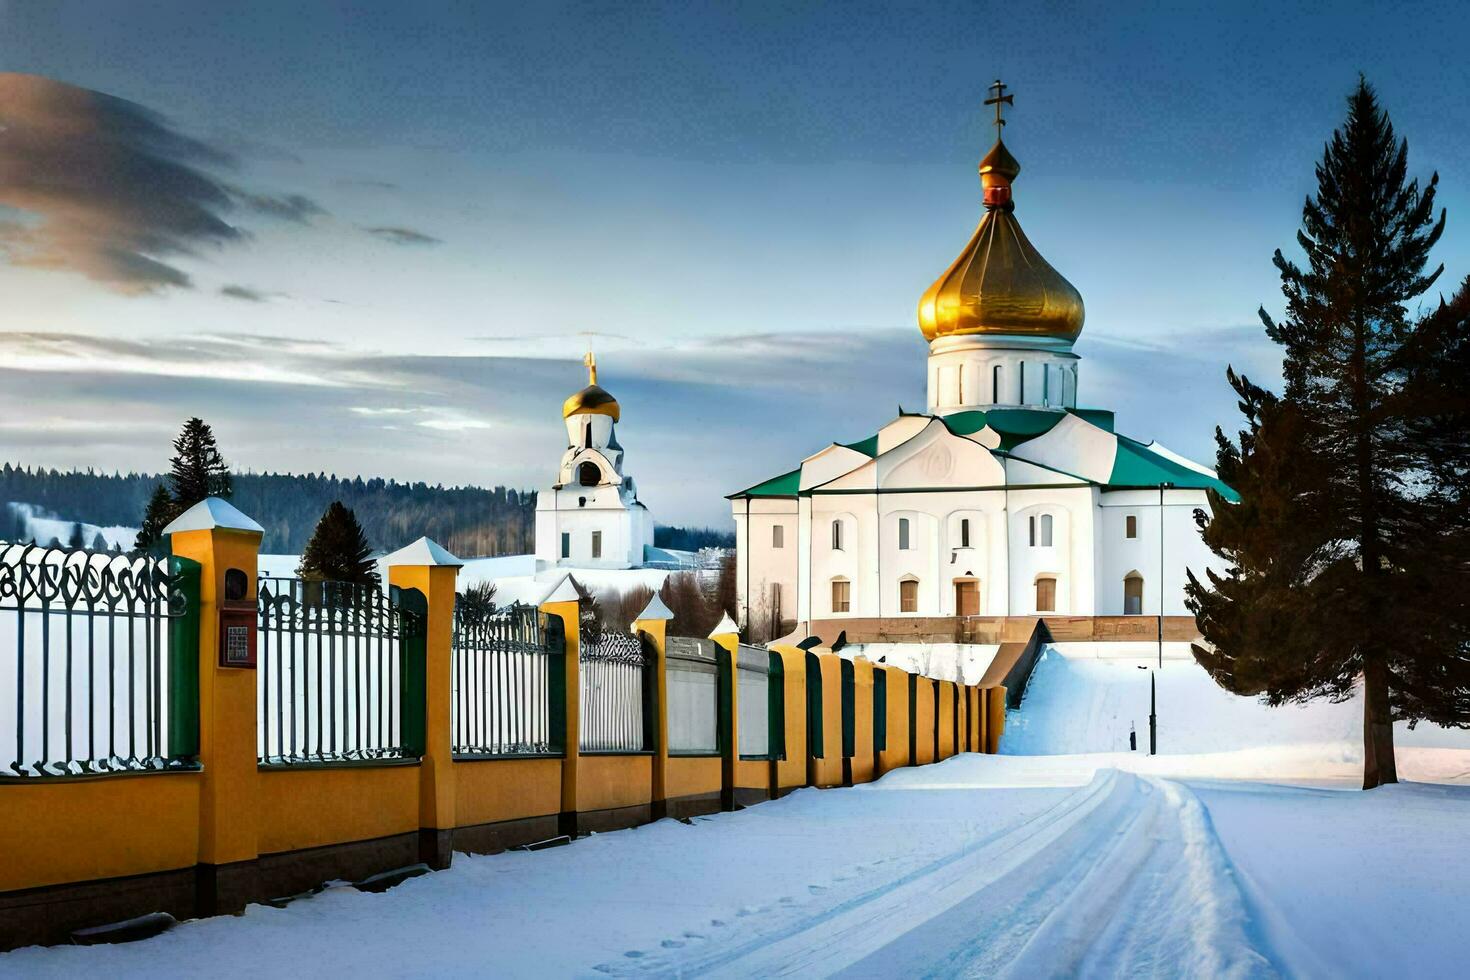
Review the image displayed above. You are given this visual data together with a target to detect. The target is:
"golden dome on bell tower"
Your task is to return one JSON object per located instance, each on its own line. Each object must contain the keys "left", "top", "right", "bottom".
{"left": 562, "top": 350, "right": 621, "bottom": 421}
{"left": 918, "top": 81, "right": 1085, "bottom": 345}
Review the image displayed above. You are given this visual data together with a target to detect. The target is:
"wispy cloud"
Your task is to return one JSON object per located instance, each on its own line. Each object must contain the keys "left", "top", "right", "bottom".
{"left": 220, "top": 284, "right": 268, "bottom": 302}
{"left": 0, "top": 73, "right": 324, "bottom": 294}
{"left": 364, "top": 225, "right": 442, "bottom": 246}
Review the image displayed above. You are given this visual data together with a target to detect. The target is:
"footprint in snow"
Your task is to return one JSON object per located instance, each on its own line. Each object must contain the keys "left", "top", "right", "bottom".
{"left": 660, "top": 940, "right": 684, "bottom": 949}
{"left": 683, "top": 932, "right": 706, "bottom": 941}
{"left": 623, "top": 951, "right": 644, "bottom": 959}
{"left": 808, "top": 885, "right": 828, "bottom": 895}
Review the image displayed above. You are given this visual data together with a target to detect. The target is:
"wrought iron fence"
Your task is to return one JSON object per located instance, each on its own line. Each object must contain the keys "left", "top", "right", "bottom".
{"left": 1, "top": 542, "right": 200, "bottom": 778}
{"left": 257, "top": 577, "right": 424, "bottom": 766}
{"left": 666, "top": 636, "right": 719, "bottom": 755}
{"left": 452, "top": 601, "right": 558, "bottom": 757}
{"left": 579, "top": 626, "right": 652, "bottom": 752}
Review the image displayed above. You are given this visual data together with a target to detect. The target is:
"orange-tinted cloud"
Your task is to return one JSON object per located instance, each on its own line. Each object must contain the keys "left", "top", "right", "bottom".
{"left": 0, "top": 73, "right": 324, "bottom": 293}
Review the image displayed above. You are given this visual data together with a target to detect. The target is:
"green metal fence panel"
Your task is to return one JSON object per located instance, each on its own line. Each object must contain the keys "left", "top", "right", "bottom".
{"left": 873, "top": 669, "right": 887, "bottom": 753}
{"left": 167, "top": 555, "right": 202, "bottom": 760}
{"left": 545, "top": 612, "right": 566, "bottom": 754}
{"left": 804, "top": 652, "right": 823, "bottom": 759}
{"left": 767, "top": 652, "right": 786, "bottom": 761}
{"left": 840, "top": 659, "right": 855, "bottom": 759}
{"left": 397, "top": 586, "right": 428, "bottom": 759}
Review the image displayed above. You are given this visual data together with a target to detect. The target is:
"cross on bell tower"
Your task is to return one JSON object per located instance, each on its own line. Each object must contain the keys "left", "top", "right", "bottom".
{"left": 984, "top": 79, "right": 1013, "bottom": 139}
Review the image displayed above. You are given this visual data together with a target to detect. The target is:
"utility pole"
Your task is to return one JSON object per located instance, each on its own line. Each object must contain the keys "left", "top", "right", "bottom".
{"left": 1150, "top": 670, "right": 1157, "bottom": 756}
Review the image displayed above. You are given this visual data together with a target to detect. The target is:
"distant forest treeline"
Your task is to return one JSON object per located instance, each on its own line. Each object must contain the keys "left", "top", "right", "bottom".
{"left": 0, "top": 464, "right": 734, "bottom": 556}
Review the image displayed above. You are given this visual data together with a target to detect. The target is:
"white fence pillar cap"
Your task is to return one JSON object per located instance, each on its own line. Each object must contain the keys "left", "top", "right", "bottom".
{"left": 541, "top": 573, "right": 581, "bottom": 605}
{"left": 382, "top": 536, "right": 462, "bottom": 567}
{"left": 708, "top": 613, "right": 738, "bottom": 638}
{"left": 162, "top": 497, "right": 263, "bottom": 536}
{"left": 634, "top": 593, "right": 674, "bottom": 622}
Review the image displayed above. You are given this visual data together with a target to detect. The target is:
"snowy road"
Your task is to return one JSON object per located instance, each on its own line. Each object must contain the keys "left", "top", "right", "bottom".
{"left": 612, "top": 770, "right": 1274, "bottom": 978}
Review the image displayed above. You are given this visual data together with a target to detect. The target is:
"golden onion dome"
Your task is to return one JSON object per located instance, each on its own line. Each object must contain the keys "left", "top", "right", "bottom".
{"left": 918, "top": 137, "right": 1085, "bottom": 344}
{"left": 562, "top": 351, "right": 620, "bottom": 421}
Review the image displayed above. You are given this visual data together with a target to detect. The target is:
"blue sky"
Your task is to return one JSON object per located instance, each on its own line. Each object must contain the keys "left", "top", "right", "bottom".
{"left": 2, "top": 1, "right": 1468, "bottom": 527}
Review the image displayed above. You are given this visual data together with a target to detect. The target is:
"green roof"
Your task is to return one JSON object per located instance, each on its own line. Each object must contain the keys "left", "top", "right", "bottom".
{"left": 1108, "top": 436, "right": 1239, "bottom": 502}
{"left": 730, "top": 407, "right": 1237, "bottom": 502}
{"left": 729, "top": 467, "right": 800, "bottom": 499}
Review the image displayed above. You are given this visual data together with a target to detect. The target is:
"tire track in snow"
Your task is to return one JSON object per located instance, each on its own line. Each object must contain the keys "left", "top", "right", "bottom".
{"left": 609, "top": 772, "right": 1277, "bottom": 978}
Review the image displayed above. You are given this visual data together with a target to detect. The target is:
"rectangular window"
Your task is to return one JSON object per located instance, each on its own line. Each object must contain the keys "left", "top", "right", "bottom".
{"left": 960, "top": 518, "right": 971, "bottom": 548}
{"left": 1036, "top": 576, "right": 1057, "bottom": 612}
{"left": 992, "top": 364, "right": 1002, "bottom": 404}
{"left": 832, "top": 579, "right": 851, "bottom": 614}
{"left": 898, "top": 517, "right": 911, "bottom": 551}
{"left": 832, "top": 520, "right": 843, "bottom": 551}
{"left": 772, "top": 524, "right": 784, "bottom": 549}
{"left": 1028, "top": 515, "right": 1036, "bottom": 547}
{"left": 591, "top": 530, "right": 602, "bottom": 559}
{"left": 1126, "top": 514, "right": 1137, "bottom": 539}
{"left": 560, "top": 532, "right": 570, "bottom": 559}
{"left": 1040, "top": 513, "right": 1054, "bottom": 547}
{"left": 900, "top": 579, "right": 918, "bottom": 613}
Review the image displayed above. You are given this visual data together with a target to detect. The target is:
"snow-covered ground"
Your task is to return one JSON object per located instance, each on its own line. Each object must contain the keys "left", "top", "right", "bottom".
{"left": 5, "top": 651, "right": 1468, "bottom": 977}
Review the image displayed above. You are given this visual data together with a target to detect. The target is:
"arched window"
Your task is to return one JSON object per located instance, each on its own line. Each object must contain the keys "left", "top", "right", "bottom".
{"left": 898, "top": 517, "right": 911, "bottom": 551}
{"left": 583, "top": 423, "right": 593, "bottom": 450}
{"left": 992, "top": 364, "right": 1002, "bottom": 403}
{"left": 1036, "top": 575, "right": 1057, "bottom": 612}
{"left": 832, "top": 519, "right": 844, "bottom": 551}
{"left": 831, "top": 577, "right": 851, "bottom": 614}
{"left": 1124, "top": 573, "right": 1144, "bottom": 615}
{"left": 577, "top": 461, "right": 600, "bottom": 486}
{"left": 959, "top": 517, "right": 971, "bottom": 548}
{"left": 899, "top": 577, "right": 919, "bottom": 613}
{"left": 1028, "top": 513, "right": 1054, "bottom": 548}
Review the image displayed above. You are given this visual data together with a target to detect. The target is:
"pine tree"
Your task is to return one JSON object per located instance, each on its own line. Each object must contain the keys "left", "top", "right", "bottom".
{"left": 168, "top": 417, "right": 233, "bottom": 509}
{"left": 67, "top": 523, "right": 85, "bottom": 549}
{"left": 1187, "top": 78, "right": 1470, "bottom": 788}
{"left": 458, "top": 581, "right": 498, "bottom": 625}
{"left": 297, "top": 501, "right": 379, "bottom": 587}
{"left": 134, "top": 483, "right": 179, "bottom": 555}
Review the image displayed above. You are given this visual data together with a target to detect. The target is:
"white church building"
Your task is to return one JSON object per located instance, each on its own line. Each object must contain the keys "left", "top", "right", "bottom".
{"left": 535, "top": 353, "right": 655, "bottom": 570}
{"left": 729, "top": 94, "right": 1234, "bottom": 645}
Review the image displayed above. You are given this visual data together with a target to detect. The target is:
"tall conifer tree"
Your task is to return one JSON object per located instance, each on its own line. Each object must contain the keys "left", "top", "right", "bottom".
{"left": 1187, "top": 78, "right": 1470, "bottom": 788}
{"left": 168, "top": 417, "right": 233, "bottom": 508}
{"left": 297, "top": 501, "right": 379, "bottom": 587}
{"left": 134, "top": 483, "right": 178, "bottom": 554}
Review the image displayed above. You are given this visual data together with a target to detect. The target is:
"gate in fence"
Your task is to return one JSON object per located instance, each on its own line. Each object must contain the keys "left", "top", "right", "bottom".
{"left": 451, "top": 601, "right": 557, "bottom": 757}
{"left": 1, "top": 542, "right": 201, "bottom": 778}
{"left": 666, "top": 636, "right": 719, "bottom": 755}
{"left": 579, "top": 626, "right": 653, "bottom": 752}
{"left": 256, "top": 577, "right": 426, "bottom": 766}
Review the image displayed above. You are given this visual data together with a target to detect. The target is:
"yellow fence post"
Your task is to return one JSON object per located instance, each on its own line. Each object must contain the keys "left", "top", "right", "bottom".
{"left": 633, "top": 594, "right": 673, "bottom": 821}
{"left": 986, "top": 685, "right": 1007, "bottom": 754}
{"left": 542, "top": 578, "right": 582, "bottom": 837}
{"left": 384, "top": 537, "right": 462, "bottom": 869}
{"left": 163, "top": 498, "right": 263, "bottom": 914}
{"left": 709, "top": 614, "right": 740, "bottom": 812}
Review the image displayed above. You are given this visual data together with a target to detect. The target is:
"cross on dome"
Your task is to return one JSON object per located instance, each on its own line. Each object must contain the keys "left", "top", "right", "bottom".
{"left": 983, "top": 78, "right": 1013, "bottom": 137}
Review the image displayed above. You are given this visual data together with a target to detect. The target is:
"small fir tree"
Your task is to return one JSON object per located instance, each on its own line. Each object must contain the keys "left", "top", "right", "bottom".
{"left": 168, "top": 417, "right": 233, "bottom": 509}
{"left": 457, "top": 581, "right": 498, "bottom": 625}
{"left": 1187, "top": 78, "right": 1470, "bottom": 788}
{"left": 134, "top": 483, "right": 178, "bottom": 554}
{"left": 297, "top": 501, "right": 379, "bottom": 587}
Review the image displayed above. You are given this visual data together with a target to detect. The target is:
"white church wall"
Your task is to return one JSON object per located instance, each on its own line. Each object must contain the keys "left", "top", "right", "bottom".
{"left": 732, "top": 498, "right": 799, "bottom": 636}
{"left": 1006, "top": 487, "right": 1094, "bottom": 615}
{"left": 926, "top": 342, "right": 1081, "bottom": 413}
{"left": 1096, "top": 489, "right": 1222, "bottom": 616}
{"left": 799, "top": 445, "right": 870, "bottom": 492}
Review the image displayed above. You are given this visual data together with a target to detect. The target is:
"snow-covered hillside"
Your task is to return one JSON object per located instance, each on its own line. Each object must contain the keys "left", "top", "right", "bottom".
{"left": 3, "top": 502, "right": 137, "bottom": 551}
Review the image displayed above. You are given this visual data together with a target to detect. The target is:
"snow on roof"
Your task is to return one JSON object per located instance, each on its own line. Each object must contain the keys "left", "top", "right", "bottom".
{"left": 382, "top": 536, "right": 462, "bottom": 567}
{"left": 163, "top": 497, "right": 264, "bottom": 535}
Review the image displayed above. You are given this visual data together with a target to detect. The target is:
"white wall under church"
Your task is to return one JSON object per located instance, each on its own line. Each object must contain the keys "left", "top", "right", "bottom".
{"left": 1095, "top": 489, "right": 1223, "bottom": 616}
